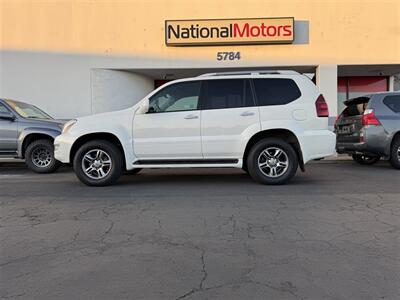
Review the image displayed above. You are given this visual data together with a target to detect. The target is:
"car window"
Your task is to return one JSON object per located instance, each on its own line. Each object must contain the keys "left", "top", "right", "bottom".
{"left": 202, "top": 79, "right": 254, "bottom": 110}
{"left": 0, "top": 103, "right": 9, "bottom": 113}
{"left": 383, "top": 95, "right": 400, "bottom": 113}
{"left": 253, "top": 79, "right": 301, "bottom": 106}
{"left": 4, "top": 100, "right": 52, "bottom": 119}
{"left": 149, "top": 81, "right": 201, "bottom": 113}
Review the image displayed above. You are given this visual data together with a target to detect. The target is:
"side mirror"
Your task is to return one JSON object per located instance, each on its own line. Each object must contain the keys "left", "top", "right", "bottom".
{"left": 136, "top": 99, "right": 149, "bottom": 115}
{"left": 0, "top": 111, "right": 16, "bottom": 121}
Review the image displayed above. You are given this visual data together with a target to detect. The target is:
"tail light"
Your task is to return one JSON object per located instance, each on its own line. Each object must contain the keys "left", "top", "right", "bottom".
{"left": 362, "top": 109, "right": 380, "bottom": 126}
{"left": 315, "top": 94, "right": 329, "bottom": 117}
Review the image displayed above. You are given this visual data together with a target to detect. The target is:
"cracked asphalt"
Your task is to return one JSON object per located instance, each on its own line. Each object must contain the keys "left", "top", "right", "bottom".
{"left": 0, "top": 160, "right": 399, "bottom": 300}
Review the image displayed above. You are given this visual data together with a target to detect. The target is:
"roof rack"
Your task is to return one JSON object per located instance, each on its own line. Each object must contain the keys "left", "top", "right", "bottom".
{"left": 198, "top": 70, "right": 300, "bottom": 77}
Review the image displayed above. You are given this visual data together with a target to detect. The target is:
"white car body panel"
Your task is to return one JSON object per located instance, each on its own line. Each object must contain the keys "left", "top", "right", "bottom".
{"left": 201, "top": 106, "right": 260, "bottom": 158}
{"left": 133, "top": 109, "right": 202, "bottom": 159}
{"left": 54, "top": 72, "right": 336, "bottom": 173}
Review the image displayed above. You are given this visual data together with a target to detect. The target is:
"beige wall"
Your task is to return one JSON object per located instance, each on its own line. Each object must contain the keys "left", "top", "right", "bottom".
{"left": 1, "top": 0, "right": 399, "bottom": 65}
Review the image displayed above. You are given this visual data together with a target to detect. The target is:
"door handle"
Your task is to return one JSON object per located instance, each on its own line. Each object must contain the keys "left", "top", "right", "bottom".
{"left": 240, "top": 111, "right": 255, "bottom": 117}
{"left": 184, "top": 114, "right": 199, "bottom": 119}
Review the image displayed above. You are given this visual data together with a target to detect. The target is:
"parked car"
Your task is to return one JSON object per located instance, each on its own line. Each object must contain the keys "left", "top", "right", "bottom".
{"left": 0, "top": 99, "right": 65, "bottom": 173}
{"left": 336, "top": 91, "right": 400, "bottom": 169}
{"left": 55, "top": 70, "right": 336, "bottom": 186}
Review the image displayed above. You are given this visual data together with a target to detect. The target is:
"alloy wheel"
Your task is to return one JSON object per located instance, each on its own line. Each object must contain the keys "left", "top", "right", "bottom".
{"left": 397, "top": 146, "right": 400, "bottom": 162}
{"left": 81, "top": 149, "right": 112, "bottom": 180}
{"left": 257, "top": 147, "right": 289, "bottom": 178}
{"left": 32, "top": 147, "right": 52, "bottom": 168}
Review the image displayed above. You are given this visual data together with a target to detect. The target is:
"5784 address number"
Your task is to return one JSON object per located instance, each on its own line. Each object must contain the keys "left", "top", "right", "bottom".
{"left": 216, "top": 52, "right": 241, "bottom": 61}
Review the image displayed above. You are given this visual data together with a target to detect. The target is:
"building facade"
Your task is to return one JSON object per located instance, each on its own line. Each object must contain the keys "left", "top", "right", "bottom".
{"left": 1, "top": 0, "right": 399, "bottom": 121}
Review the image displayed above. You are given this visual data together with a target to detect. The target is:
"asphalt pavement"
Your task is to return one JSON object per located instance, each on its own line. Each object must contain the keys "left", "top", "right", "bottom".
{"left": 0, "top": 160, "right": 399, "bottom": 300}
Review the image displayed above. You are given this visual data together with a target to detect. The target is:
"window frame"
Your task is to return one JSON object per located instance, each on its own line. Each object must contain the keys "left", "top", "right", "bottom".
{"left": 0, "top": 102, "right": 10, "bottom": 113}
{"left": 199, "top": 78, "right": 256, "bottom": 111}
{"left": 147, "top": 80, "right": 202, "bottom": 114}
{"left": 251, "top": 78, "right": 302, "bottom": 107}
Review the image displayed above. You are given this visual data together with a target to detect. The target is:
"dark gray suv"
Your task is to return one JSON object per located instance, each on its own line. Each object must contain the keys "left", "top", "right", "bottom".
{"left": 0, "top": 99, "right": 65, "bottom": 173}
{"left": 336, "top": 92, "right": 400, "bottom": 169}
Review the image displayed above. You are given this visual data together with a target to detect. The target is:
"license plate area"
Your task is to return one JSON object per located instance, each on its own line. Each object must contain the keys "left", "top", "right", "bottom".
{"left": 338, "top": 125, "right": 353, "bottom": 135}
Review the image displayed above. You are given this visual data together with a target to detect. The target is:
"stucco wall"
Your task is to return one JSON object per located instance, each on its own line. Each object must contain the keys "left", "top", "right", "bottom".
{"left": 91, "top": 69, "right": 153, "bottom": 115}
{"left": 1, "top": 0, "right": 399, "bottom": 65}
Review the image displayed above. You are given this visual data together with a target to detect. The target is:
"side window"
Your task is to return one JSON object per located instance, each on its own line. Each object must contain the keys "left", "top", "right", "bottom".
{"left": 383, "top": 95, "right": 400, "bottom": 113}
{"left": 149, "top": 81, "right": 201, "bottom": 113}
{"left": 202, "top": 79, "right": 254, "bottom": 110}
{"left": 0, "top": 103, "right": 10, "bottom": 113}
{"left": 253, "top": 79, "right": 301, "bottom": 106}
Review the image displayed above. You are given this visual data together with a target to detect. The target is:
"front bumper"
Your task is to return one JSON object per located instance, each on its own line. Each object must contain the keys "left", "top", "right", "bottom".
{"left": 54, "top": 134, "right": 75, "bottom": 163}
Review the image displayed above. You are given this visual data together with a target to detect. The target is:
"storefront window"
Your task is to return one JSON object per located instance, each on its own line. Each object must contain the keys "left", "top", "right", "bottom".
{"left": 337, "top": 76, "right": 388, "bottom": 113}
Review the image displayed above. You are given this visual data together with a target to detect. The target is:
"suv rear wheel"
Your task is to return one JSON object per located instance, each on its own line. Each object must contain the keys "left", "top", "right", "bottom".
{"left": 352, "top": 154, "right": 380, "bottom": 165}
{"left": 389, "top": 138, "right": 400, "bottom": 169}
{"left": 247, "top": 138, "right": 298, "bottom": 185}
{"left": 25, "top": 139, "right": 61, "bottom": 173}
{"left": 73, "top": 140, "right": 124, "bottom": 186}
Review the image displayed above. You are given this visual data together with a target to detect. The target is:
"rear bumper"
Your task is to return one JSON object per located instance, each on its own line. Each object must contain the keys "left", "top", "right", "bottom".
{"left": 336, "top": 142, "right": 369, "bottom": 154}
{"left": 336, "top": 126, "right": 390, "bottom": 157}
{"left": 300, "top": 130, "right": 336, "bottom": 163}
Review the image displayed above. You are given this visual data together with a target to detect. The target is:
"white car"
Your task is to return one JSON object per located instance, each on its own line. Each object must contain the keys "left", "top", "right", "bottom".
{"left": 55, "top": 71, "right": 335, "bottom": 186}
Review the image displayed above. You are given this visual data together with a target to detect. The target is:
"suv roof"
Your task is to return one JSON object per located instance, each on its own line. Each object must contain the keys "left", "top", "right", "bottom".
{"left": 198, "top": 70, "right": 300, "bottom": 77}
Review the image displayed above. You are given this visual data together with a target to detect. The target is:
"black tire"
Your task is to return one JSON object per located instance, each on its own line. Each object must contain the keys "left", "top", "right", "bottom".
{"left": 246, "top": 138, "right": 298, "bottom": 185}
{"left": 352, "top": 154, "right": 380, "bottom": 165}
{"left": 389, "top": 138, "right": 400, "bottom": 169}
{"left": 25, "top": 139, "right": 61, "bottom": 173}
{"left": 73, "top": 140, "right": 124, "bottom": 186}
{"left": 125, "top": 168, "right": 142, "bottom": 175}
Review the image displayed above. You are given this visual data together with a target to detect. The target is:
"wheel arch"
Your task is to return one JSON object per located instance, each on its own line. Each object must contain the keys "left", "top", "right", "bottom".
{"left": 20, "top": 132, "right": 56, "bottom": 158}
{"left": 242, "top": 129, "right": 305, "bottom": 172}
{"left": 69, "top": 132, "right": 127, "bottom": 169}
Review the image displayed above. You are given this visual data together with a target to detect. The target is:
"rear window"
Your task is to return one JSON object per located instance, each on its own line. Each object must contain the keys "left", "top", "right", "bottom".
{"left": 342, "top": 97, "right": 370, "bottom": 117}
{"left": 253, "top": 79, "right": 301, "bottom": 106}
{"left": 202, "top": 79, "right": 254, "bottom": 110}
{"left": 383, "top": 95, "right": 400, "bottom": 113}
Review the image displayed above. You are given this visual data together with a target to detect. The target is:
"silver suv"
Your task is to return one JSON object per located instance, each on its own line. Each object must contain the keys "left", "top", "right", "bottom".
{"left": 336, "top": 92, "right": 400, "bottom": 169}
{"left": 0, "top": 99, "right": 65, "bottom": 173}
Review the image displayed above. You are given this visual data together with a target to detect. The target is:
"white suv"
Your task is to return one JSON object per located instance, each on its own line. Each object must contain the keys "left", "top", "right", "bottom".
{"left": 55, "top": 71, "right": 335, "bottom": 186}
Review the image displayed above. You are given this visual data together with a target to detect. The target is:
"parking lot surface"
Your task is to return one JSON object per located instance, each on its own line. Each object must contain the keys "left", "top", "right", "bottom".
{"left": 1, "top": 161, "right": 399, "bottom": 300}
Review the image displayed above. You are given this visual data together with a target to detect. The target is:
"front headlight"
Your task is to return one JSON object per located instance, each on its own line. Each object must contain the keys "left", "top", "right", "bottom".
{"left": 62, "top": 119, "right": 77, "bottom": 134}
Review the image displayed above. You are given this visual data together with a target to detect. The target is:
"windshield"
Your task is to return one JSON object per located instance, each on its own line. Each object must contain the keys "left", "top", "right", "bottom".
{"left": 5, "top": 100, "right": 53, "bottom": 120}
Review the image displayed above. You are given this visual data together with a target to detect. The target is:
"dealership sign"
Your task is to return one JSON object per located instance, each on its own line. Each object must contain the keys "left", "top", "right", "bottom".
{"left": 165, "top": 17, "right": 294, "bottom": 46}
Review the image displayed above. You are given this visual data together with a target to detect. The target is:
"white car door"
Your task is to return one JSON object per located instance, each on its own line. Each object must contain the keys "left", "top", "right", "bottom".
{"left": 133, "top": 81, "right": 202, "bottom": 159}
{"left": 201, "top": 79, "right": 260, "bottom": 159}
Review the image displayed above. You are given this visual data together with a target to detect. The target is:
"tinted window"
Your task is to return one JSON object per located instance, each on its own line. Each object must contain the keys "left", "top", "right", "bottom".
{"left": 202, "top": 79, "right": 254, "bottom": 110}
{"left": 383, "top": 95, "right": 400, "bottom": 113}
{"left": 149, "top": 81, "right": 201, "bottom": 113}
{"left": 253, "top": 79, "right": 301, "bottom": 106}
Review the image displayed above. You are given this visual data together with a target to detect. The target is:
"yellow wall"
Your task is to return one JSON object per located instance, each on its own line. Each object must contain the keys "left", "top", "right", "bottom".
{"left": 1, "top": 0, "right": 400, "bottom": 64}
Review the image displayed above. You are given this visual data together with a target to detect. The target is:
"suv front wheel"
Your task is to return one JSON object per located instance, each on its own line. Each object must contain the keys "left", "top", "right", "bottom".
{"left": 25, "top": 139, "right": 61, "bottom": 173}
{"left": 73, "top": 140, "right": 124, "bottom": 186}
{"left": 247, "top": 138, "right": 298, "bottom": 185}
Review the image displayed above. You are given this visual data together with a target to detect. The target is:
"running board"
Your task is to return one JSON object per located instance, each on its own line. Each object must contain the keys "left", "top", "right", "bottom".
{"left": 135, "top": 159, "right": 239, "bottom": 165}
{"left": 132, "top": 159, "right": 241, "bottom": 169}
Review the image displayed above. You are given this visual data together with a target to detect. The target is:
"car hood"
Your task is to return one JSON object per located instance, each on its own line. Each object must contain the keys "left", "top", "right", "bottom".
{"left": 22, "top": 118, "right": 68, "bottom": 130}
{"left": 71, "top": 107, "right": 136, "bottom": 133}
